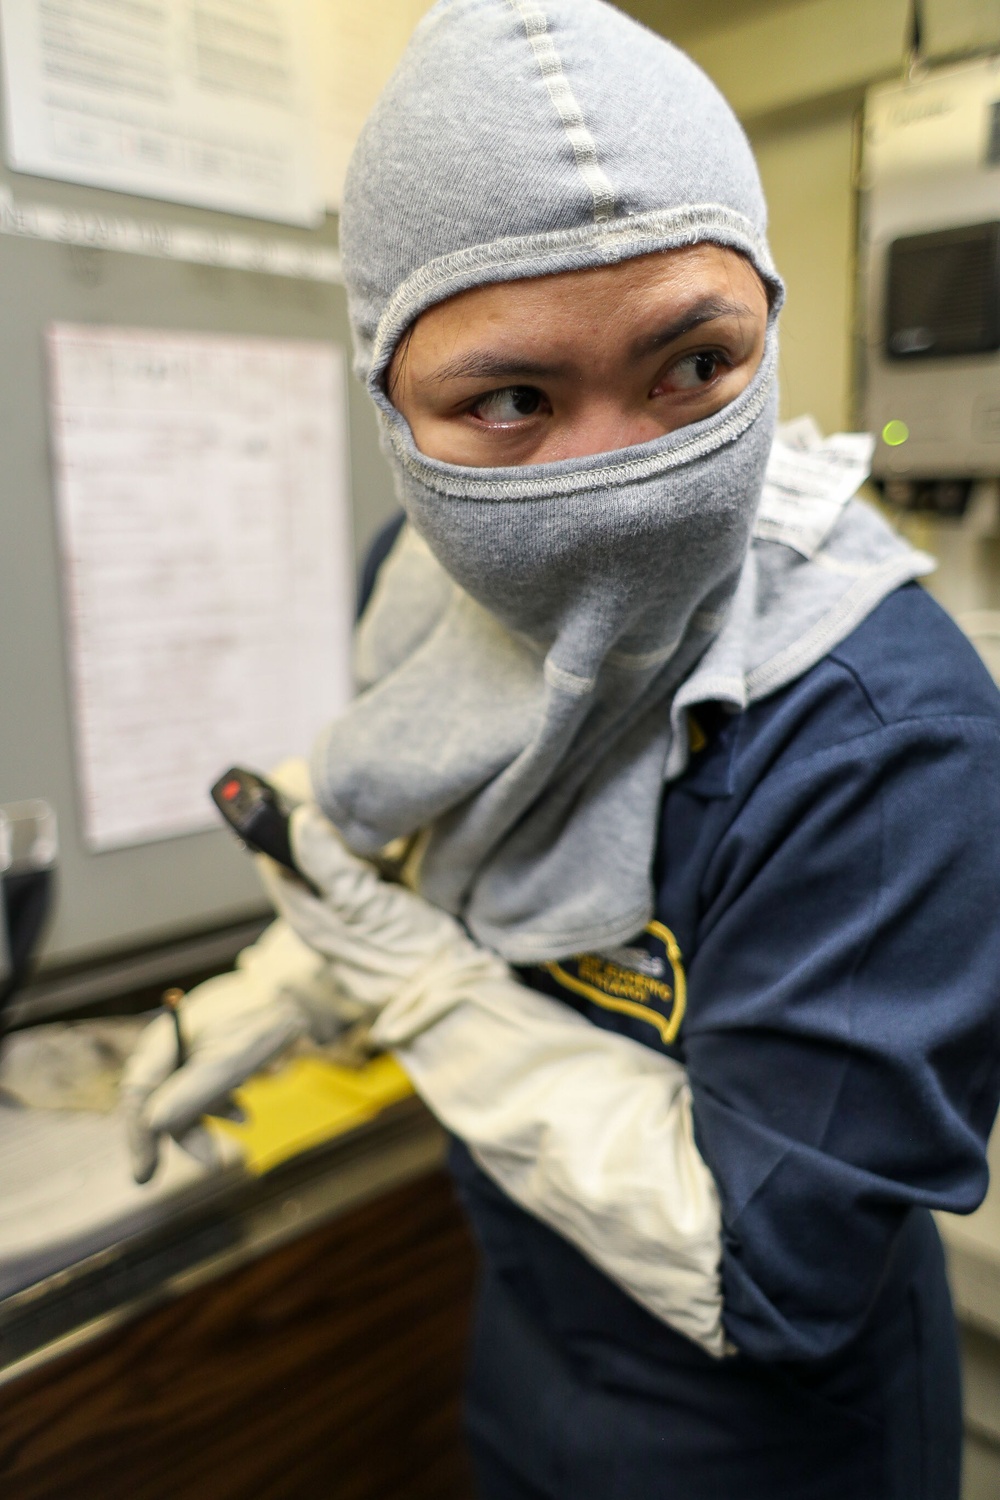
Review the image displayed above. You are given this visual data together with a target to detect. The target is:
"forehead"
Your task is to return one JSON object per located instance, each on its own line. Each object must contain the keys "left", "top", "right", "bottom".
{"left": 404, "top": 246, "right": 766, "bottom": 353}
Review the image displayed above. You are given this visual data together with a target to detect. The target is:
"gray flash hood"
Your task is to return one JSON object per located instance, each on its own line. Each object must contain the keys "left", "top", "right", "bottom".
{"left": 313, "top": 0, "right": 931, "bottom": 963}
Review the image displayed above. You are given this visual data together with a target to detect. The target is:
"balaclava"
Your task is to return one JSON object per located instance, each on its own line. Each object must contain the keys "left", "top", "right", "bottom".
{"left": 312, "top": 0, "right": 930, "bottom": 963}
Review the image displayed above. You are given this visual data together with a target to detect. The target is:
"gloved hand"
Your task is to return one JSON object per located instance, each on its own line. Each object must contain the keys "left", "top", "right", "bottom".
{"left": 255, "top": 802, "right": 503, "bottom": 1015}
{"left": 261, "top": 805, "right": 727, "bottom": 1357}
{"left": 121, "top": 919, "right": 361, "bottom": 1182}
{"left": 126, "top": 799, "right": 724, "bottom": 1354}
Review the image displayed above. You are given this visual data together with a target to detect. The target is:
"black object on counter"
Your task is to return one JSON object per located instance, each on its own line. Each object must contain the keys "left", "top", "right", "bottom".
{"left": 1, "top": 802, "right": 57, "bottom": 1018}
{"left": 210, "top": 767, "right": 319, "bottom": 895}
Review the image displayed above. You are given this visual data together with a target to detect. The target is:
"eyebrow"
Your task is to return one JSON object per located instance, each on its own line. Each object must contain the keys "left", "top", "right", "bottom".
{"left": 428, "top": 351, "right": 574, "bottom": 384}
{"left": 630, "top": 295, "right": 757, "bottom": 358}
{"left": 426, "top": 295, "right": 756, "bottom": 385}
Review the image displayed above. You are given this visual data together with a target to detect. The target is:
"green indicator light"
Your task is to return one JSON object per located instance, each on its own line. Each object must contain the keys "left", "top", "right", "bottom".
{"left": 882, "top": 419, "right": 910, "bottom": 447}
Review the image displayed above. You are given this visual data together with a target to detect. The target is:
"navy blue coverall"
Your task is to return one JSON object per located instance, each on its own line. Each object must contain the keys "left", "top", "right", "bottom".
{"left": 363, "top": 523, "right": 1000, "bottom": 1500}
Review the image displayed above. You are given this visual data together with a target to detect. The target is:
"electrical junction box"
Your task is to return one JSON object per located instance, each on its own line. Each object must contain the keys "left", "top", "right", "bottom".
{"left": 860, "top": 56, "right": 1000, "bottom": 486}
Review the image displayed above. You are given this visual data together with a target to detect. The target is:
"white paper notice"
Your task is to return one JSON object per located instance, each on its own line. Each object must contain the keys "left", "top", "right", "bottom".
{"left": 0, "top": 0, "right": 322, "bottom": 225}
{"left": 756, "top": 416, "right": 875, "bottom": 559}
{"left": 47, "top": 324, "right": 353, "bottom": 851}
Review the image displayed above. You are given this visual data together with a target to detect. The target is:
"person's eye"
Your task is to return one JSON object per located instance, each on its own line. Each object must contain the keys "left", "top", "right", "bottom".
{"left": 663, "top": 350, "right": 727, "bottom": 392}
{"left": 470, "top": 386, "right": 547, "bottom": 424}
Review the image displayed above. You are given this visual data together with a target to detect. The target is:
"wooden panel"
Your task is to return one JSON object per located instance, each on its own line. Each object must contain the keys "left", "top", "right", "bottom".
{"left": 0, "top": 1171, "right": 477, "bottom": 1500}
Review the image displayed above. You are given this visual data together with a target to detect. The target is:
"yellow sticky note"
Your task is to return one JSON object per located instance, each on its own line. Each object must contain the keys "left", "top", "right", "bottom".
{"left": 209, "top": 1053, "right": 413, "bottom": 1175}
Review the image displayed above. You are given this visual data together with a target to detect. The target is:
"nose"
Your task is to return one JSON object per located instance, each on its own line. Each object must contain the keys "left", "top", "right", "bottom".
{"left": 549, "top": 401, "right": 665, "bottom": 461}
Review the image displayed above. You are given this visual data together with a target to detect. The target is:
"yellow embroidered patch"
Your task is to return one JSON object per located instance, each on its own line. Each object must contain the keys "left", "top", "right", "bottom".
{"left": 544, "top": 920, "right": 686, "bottom": 1044}
{"left": 688, "top": 712, "right": 708, "bottom": 754}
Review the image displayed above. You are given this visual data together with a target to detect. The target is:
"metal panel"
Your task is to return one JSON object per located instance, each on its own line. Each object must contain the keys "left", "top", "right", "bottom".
{"left": 860, "top": 58, "right": 1000, "bottom": 480}
{"left": 0, "top": 164, "right": 399, "bottom": 967}
{"left": 924, "top": 0, "right": 1000, "bottom": 62}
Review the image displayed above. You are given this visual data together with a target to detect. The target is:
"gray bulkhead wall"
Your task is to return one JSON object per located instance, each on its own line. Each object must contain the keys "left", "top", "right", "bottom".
{"left": 0, "top": 163, "right": 400, "bottom": 965}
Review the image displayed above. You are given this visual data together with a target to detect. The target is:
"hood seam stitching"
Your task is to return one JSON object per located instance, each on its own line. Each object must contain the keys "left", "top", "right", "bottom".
{"left": 366, "top": 204, "right": 780, "bottom": 385}
{"left": 743, "top": 550, "right": 935, "bottom": 699}
{"left": 383, "top": 340, "right": 777, "bottom": 499}
{"left": 505, "top": 0, "right": 616, "bottom": 224}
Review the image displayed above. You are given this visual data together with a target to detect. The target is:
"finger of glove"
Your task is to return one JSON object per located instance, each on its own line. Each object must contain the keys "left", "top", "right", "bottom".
{"left": 120, "top": 1013, "right": 185, "bottom": 1102}
{"left": 289, "top": 808, "right": 451, "bottom": 945}
{"left": 256, "top": 855, "right": 349, "bottom": 959}
{"left": 257, "top": 861, "right": 432, "bottom": 1007}
{"left": 287, "top": 803, "right": 371, "bottom": 893}
{"left": 122, "top": 997, "right": 279, "bottom": 1184}
{"left": 266, "top": 757, "right": 313, "bottom": 806}
{"left": 268, "top": 809, "right": 463, "bottom": 968}
{"left": 295, "top": 807, "right": 463, "bottom": 946}
{"left": 123, "top": 1093, "right": 160, "bottom": 1184}
{"left": 144, "top": 1005, "right": 304, "bottom": 1140}
{"left": 173, "top": 1122, "right": 226, "bottom": 1172}
{"left": 121, "top": 971, "right": 277, "bottom": 1105}
{"left": 235, "top": 917, "right": 328, "bottom": 989}
{"left": 202, "top": 1093, "right": 246, "bottom": 1123}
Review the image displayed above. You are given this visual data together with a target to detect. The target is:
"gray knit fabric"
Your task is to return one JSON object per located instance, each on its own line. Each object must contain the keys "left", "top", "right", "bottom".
{"left": 312, "top": 0, "right": 931, "bottom": 963}
{"left": 342, "top": 0, "right": 782, "bottom": 387}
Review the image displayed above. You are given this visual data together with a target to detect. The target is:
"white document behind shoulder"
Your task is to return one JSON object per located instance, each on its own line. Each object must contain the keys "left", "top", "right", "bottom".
{"left": 0, "top": 1102, "right": 242, "bottom": 1300}
{"left": 0, "top": 0, "right": 322, "bottom": 225}
{"left": 47, "top": 324, "right": 353, "bottom": 852}
{"left": 755, "top": 415, "right": 876, "bottom": 559}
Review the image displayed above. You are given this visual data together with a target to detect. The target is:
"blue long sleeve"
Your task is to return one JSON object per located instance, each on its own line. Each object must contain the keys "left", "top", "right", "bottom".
{"left": 685, "top": 711, "right": 1000, "bottom": 1360}
{"left": 520, "top": 585, "right": 1000, "bottom": 1364}
{"left": 358, "top": 520, "right": 1000, "bottom": 1376}
{"left": 670, "top": 587, "right": 1000, "bottom": 1361}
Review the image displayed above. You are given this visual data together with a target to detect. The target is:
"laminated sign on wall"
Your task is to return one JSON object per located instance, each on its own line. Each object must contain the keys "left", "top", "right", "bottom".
{"left": 0, "top": 0, "right": 322, "bottom": 225}
{"left": 46, "top": 324, "right": 353, "bottom": 852}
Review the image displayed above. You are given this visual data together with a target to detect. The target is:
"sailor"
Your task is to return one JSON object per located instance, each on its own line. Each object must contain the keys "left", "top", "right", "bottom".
{"left": 124, "top": 3, "right": 1000, "bottom": 1495}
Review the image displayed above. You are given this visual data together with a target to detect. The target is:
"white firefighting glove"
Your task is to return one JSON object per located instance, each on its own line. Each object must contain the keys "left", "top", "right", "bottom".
{"left": 121, "top": 918, "right": 361, "bottom": 1184}
{"left": 259, "top": 804, "right": 727, "bottom": 1357}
